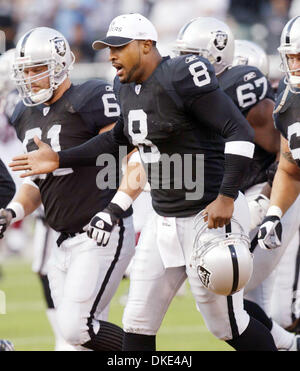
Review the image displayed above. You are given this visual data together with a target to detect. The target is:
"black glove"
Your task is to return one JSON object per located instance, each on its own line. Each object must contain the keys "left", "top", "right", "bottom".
{"left": 0, "top": 208, "right": 15, "bottom": 239}
{"left": 87, "top": 203, "right": 124, "bottom": 247}
{"left": 258, "top": 215, "right": 282, "bottom": 250}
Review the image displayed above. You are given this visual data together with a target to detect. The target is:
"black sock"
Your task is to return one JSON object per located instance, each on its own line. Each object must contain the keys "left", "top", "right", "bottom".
{"left": 226, "top": 317, "right": 277, "bottom": 351}
{"left": 38, "top": 274, "right": 54, "bottom": 309}
{"left": 123, "top": 333, "right": 156, "bottom": 351}
{"left": 243, "top": 299, "right": 273, "bottom": 331}
{"left": 83, "top": 321, "right": 124, "bottom": 351}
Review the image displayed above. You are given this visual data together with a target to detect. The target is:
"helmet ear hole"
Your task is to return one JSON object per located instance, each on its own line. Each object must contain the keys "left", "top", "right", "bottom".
{"left": 216, "top": 56, "right": 222, "bottom": 63}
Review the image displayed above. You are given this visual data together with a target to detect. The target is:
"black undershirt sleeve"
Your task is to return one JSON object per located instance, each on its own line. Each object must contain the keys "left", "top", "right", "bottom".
{"left": 58, "top": 116, "right": 135, "bottom": 168}
{"left": 190, "top": 88, "right": 255, "bottom": 199}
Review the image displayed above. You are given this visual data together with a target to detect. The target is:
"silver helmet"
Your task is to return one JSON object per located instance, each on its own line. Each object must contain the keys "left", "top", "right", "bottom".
{"left": 191, "top": 214, "right": 253, "bottom": 296}
{"left": 0, "top": 49, "right": 16, "bottom": 97}
{"left": 233, "top": 40, "right": 269, "bottom": 77}
{"left": 12, "top": 27, "right": 75, "bottom": 106}
{"left": 278, "top": 16, "right": 300, "bottom": 93}
{"left": 174, "top": 17, "right": 234, "bottom": 75}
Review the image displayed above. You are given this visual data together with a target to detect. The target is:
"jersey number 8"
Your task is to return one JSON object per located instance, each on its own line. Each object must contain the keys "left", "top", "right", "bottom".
{"left": 128, "top": 109, "right": 161, "bottom": 164}
{"left": 188, "top": 61, "right": 211, "bottom": 87}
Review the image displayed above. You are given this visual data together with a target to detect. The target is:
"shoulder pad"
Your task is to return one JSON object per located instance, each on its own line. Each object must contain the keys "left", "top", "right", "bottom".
{"left": 170, "top": 54, "right": 218, "bottom": 96}
{"left": 10, "top": 100, "right": 26, "bottom": 127}
{"left": 71, "top": 79, "right": 113, "bottom": 112}
{"left": 274, "top": 87, "right": 295, "bottom": 114}
{"left": 113, "top": 76, "right": 122, "bottom": 104}
{"left": 221, "top": 65, "right": 264, "bottom": 89}
{"left": 276, "top": 76, "right": 286, "bottom": 96}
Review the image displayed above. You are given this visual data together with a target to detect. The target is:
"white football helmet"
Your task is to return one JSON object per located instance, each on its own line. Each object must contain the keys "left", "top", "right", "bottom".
{"left": 278, "top": 16, "right": 300, "bottom": 93}
{"left": 173, "top": 17, "right": 234, "bottom": 75}
{"left": 233, "top": 40, "right": 269, "bottom": 77}
{"left": 191, "top": 214, "right": 253, "bottom": 296}
{"left": 12, "top": 27, "right": 75, "bottom": 106}
{"left": 0, "top": 49, "right": 16, "bottom": 97}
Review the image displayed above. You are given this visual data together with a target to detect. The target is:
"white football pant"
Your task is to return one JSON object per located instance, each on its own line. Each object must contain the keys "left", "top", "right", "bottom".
{"left": 123, "top": 192, "right": 251, "bottom": 340}
{"left": 47, "top": 216, "right": 135, "bottom": 346}
{"left": 244, "top": 183, "right": 300, "bottom": 313}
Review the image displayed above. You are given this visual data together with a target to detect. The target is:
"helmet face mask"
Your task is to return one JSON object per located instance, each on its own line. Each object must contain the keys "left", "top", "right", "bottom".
{"left": 13, "top": 60, "right": 55, "bottom": 106}
{"left": 278, "top": 16, "right": 300, "bottom": 93}
{"left": 173, "top": 17, "right": 234, "bottom": 75}
{"left": 279, "top": 52, "right": 300, "bottom": 93}
{"left": 191, "top": 214, "right": 253, "bottom": 296}
{"left": 12, "top": 27, "right": 75, "bottom": 106}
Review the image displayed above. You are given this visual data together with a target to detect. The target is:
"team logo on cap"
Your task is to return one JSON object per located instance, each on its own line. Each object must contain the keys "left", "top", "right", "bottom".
{"left": 109, "top": 20, "right": 122, "bottom": 33}
{"left": 53, "top": 37, "right": 66, "bottom": 57}
{"left": 213, "top": 31, "right": 228, "bottom": 51}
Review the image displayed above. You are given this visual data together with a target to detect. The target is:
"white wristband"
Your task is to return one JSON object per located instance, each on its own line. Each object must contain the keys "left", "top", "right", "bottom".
{"left": 111, "top": 191, "right": 133, "bottom": 211}
{"left": 266, "top": 205, "right": 283, "bottom": 219}
{"left": 6, "top": 201, "right": 25, "bottom": 223}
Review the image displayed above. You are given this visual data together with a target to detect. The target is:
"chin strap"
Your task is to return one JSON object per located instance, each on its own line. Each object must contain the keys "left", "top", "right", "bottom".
{"left": 273, "top": 85, "right": 289, "bottom": 114}
{"left": 30, "top": 88, "right": 53, "bottom": 104}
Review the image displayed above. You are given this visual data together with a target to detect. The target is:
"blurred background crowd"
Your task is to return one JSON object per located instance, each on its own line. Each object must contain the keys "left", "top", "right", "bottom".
{"left": 0, "top": 0, "right": 299, "bottom": 67}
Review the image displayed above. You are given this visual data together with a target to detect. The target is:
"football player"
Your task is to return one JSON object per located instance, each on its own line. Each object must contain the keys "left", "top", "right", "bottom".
{"left": 173, "top": 17, "right": 300, "bottom": 350}
{"left": 258, "top": 16, "right": 300, "bottom": 331}
{"left": 0, "top": 158, "right": 15, "bottom": 351}
{"left": 233, "top": 38, "right": 300, "bottom": 339}
{"left": 0, "top": 49, "right": 73, "bottom": 351}
{"left": 10, "top": 14, "right": 278, "bottom": 351}
{"left": 0, "top": 27, "right": 139, "bottom": 351}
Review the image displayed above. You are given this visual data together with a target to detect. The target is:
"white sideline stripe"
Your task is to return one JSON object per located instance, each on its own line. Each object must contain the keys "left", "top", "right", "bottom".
{"left": 225, "top": 141, "right": 255, "bottom": 158}
{"left": 12, "top": 336, "right": 53, "bottom": 346}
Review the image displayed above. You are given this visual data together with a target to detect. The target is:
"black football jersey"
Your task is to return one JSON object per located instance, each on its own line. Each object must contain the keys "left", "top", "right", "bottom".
{"left": 274, "top": 90, "right": 300, "bottom": 168}
{"left": 11, "top": 79, "right": 127, "bottom": 233}
{"left": 218, "top": 65, "right": 276, "bottom": 191}
{"left": 114, "top": 55, "right": 226, "bottom": 217}
{"left": 0, "top": 158, "right": 15, "bottom": 208}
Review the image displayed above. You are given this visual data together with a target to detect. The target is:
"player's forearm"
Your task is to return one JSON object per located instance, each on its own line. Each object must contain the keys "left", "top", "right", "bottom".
{"left": 119, "top": 161, "right": 146, "bottom": 201}
{"left": 59, "top": 127, "right": 134, "bottom": 168}
{"left": 220, "top": 114, "right": 255, "bottom": 199}
{"left": 58, "top": 131, "right": 116, "bottom": 168}
{"left": 9, "top": 183, "right": 41, "bottom": 220}
{"left": 269, "top": 167, "right": 300, "bottom": 216}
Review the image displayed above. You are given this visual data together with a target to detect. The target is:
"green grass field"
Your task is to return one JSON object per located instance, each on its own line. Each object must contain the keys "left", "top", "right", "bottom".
{"left": 0, "top": 257, "right": 232, "bottom": 351}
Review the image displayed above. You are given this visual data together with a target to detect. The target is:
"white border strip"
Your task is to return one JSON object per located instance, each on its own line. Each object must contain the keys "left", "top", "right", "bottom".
{"left": 225, "top": 141, "right": 255, "bottom": 158}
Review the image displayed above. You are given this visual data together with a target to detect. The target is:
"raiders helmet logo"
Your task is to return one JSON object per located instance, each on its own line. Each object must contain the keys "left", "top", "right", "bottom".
{"left": 213, "top": 31, "right": 228, "bottom": 51}
{"left": 53, "top": 37, "right": 66, "bottom": 57}
{"left": 197, "top": 265, "right": 211, "bottom": 288}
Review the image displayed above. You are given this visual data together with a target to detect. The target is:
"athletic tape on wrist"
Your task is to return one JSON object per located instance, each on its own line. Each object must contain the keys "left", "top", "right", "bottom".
{"left": 266, "top": 205, "right": 283, "bottom": 219}
{"left": 6, "top": 202, "right": 25, "bottom": 222}
{"left": 111, "top": 191, "right": 133, "bottom": 211}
